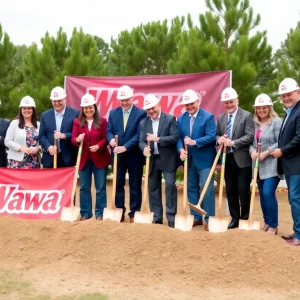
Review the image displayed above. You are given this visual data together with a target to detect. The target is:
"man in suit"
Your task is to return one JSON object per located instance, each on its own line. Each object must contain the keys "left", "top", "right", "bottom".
{"left": 217, "top": 87, "right": 254, "bottom": 229}
{"left": 39, "top": 86, "right": 80, "bottom": 168}
{"left": 107, "top": 85, "right": 147, "bottom": 222}
{"left": 271, "top": 78, "right": 300, "bottom": 246}
{"left": 177, "top": 89, "right": 216, "bottom": 230}
{"left": 0, "top": 118, "right": 10, "bottom": 167}
{"left": 139, "top": 94, "right": 179, "bottom": 228}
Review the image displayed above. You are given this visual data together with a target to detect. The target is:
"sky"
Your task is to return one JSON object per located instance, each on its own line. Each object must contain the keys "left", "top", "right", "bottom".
{"left": 1, "top": 0, "right": 300, "bottom": 52}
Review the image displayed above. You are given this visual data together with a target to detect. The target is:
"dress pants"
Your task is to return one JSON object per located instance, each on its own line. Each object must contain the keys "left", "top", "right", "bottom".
{"left": 148, "top": 155, "right": 177, "bottom": 222}
{"left": 225, "top": 153, "right": 252, "bottom": 222}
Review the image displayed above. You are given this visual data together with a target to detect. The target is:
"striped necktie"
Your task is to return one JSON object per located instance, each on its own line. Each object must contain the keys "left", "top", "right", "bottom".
{"left": 190, "top": 116, "right": 195, "bottom": 136}
{"left": 226, "top": 114, "right": 232, "bottom": 138}
{"left": 123, "top": 111, "right": 129, "bottom": 131}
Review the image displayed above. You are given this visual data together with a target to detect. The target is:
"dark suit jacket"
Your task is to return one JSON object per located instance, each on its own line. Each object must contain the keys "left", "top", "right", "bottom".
{"left": 106, "top": 105, "right": 147, "bottom": 166}
{"left": 177, "top": 109, "right": 216, "bottom": 170}
{"left": 71, "top": 117, "right": 110, "bottom": 170}
{"left": 139, "top": 112, "right": 179, "bottom": 174}
{"left": 278, "top": 100, "right": 300, "bottom": 175}
{"left": 39, "top": 106, "right": 80, "bottom": 167}
{"left": 0, "top": 118, "right": 10, "bottom": 167}
{"left": 217, "top": 107, "right": 254, "bottom": 168}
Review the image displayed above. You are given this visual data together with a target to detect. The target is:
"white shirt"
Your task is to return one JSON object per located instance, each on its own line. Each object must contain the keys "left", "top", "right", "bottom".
{"left": 87, "top": 120, "right": 93, "bottom": 131}
{"left": 151, "top": 112, "right": 161, "bottom": 155}
{"left": 227, "top": 108, "right": 238, "bottom": 140}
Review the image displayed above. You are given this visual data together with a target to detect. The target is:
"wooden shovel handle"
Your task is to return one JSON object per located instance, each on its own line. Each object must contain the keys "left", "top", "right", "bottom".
{"left": 198, "top": 143, "right": 223, "bottom": 206}
{"left": 217, "top": 145, "right": 227, "bottom": 217}
{"left": 183, "top": 142, "right": 188, "bottom": 212}
{"left": 53, "top": 138, "right": 57, "bottom": 169}
{"left": 70, "top": 139, "right": 83, "bottom": 208}
{"left": 248, "top": 143, "right": 261, "bottom": 220}
{"left": 141, "top": 139, "right": 151, "bottom": 212}
{"left": 111, "top": 135, "right": 118, "bottom": 209}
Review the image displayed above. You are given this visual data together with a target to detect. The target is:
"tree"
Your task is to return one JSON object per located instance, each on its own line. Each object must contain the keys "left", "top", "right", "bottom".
{"left": 168, "top": 0, "right": 273, "bottom": 111}
{"left": 0, "top": 24, "right": 16, "bottom": 118}
{"left": 110, "top": 17, "right": 185, "bottom": 75}
{"left": 9, "top": 27, "right": 108, "bottom": 118}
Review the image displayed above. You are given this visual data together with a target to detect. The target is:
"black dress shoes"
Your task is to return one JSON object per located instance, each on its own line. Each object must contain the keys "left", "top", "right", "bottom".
{"left": 282, "top": 233, "right": 294, "bottom": 241}
{"left": 168, "top": 221, "right": 175, "bottom": 228}
{"left": 153, "top": 220, "right": 163, "bottom": 224}
{"left": 228, "top": 220, "right": 239, "bottom": 229}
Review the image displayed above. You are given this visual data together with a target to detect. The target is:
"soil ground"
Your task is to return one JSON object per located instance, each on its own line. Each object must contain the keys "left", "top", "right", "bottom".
{"left": 0, "top": 179, "right": 299, "bottom": 300}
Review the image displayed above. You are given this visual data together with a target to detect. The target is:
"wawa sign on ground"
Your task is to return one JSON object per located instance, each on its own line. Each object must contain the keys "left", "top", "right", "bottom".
{"left": 0, "top": 168, "right": 75, "bottom": 219}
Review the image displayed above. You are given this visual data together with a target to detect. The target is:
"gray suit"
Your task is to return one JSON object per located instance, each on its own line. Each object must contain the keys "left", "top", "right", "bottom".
{"left": 217, "top": 107, "right": 255, "bottom": 222}
{"left": 139, "top": 112, "right": 179, "bottom": 222}
{"left": 249, "top": 117, "right": 283, "bottom": 180}
{"left": 217, "top": 108, "right": 254, "bottom": 168}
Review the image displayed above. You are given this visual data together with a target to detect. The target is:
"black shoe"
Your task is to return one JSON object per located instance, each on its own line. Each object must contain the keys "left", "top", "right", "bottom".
{"left": 153, "top": 220, "right": 163, "bottom": 224}
{"left": 168, "top": 221, "right": 175, "bottom": 228}
{"left": 228, "top": 220, "right": 239, "bottom": 229}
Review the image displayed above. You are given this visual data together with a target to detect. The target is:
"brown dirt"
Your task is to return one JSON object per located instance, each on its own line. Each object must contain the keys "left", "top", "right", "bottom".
{"left": 0, "top": 181, "right": 300, "bottom": 300}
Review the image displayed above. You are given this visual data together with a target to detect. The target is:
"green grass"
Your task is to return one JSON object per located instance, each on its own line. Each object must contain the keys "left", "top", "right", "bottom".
{"left": 0, "top": 268, "right": 109, "bottom": 300}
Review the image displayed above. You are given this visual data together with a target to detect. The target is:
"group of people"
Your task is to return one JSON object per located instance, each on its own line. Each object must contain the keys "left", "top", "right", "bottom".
{"left": 0, "top": 78, "right": 299, "bottom": 246}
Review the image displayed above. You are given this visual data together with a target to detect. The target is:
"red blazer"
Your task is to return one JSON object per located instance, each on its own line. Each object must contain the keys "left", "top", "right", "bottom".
{"left": 71, "top": 117, "right": 110, "bottom": 170}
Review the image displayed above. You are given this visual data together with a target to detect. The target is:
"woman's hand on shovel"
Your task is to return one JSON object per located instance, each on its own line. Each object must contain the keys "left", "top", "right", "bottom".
{"left": 143, "top": 146, "right": 151, "bottom": 156}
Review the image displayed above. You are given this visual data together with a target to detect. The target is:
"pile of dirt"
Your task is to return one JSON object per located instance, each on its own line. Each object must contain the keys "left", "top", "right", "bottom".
{"left": 0, "top": 192, "right": 300, "bottom": 299}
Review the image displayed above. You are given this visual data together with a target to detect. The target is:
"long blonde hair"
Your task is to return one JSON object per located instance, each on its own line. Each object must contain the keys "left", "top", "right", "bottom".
{"left": 254, "top": 105, "right": 278, "bottom": 125}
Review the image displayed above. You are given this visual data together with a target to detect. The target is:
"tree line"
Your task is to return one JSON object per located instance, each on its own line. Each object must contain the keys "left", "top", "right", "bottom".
{"left": 0, "top": 0, "right": 299, "bottom": 119}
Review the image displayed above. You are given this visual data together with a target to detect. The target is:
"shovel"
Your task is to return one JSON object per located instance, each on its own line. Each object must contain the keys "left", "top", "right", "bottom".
{"left": 175, "top": 144, "right": 194, "bottom": 231}
{"left": 53, "top": 138, "right": 57, "bottom": 169}
{"left": 239, "top": 143, "right": 261, "bottom": 231}
{"left": 135, "top": 140, "right": 154, "bottom": 224}
{"left": 189, "top": 143, "right": 224, "bottom": 215}
{"left": 60, "top": 140, "right": 83, "bottom": 222}
{"left": 208, "top": 145, "right": 229, "bottom": 232}
{"left": 103, "top": 135, "right": 123, "bottom": 222}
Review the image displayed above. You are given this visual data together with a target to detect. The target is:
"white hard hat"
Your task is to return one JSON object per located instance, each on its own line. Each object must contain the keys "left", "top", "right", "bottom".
{"left": 80, "top": 94, "right": 96, "bottom": 107}
{"left": 50, "top": 86, "right": 67, "bottom": 101}
{"left": 253, "top": 93, "right": 273, "bottom": 107}
{"left": 278, "top": 78, "right": 300, "bottom": 95}
{"left": 143, "top": 94, "right": 160, "bottom": 110}
{"left": 19, "top": 96, "right": 36, "bottom": 107}
{"left": 220, "top": 87, "right": 238, "bottom": 101}
{"left": 117, "top": 85, "right": 134, "bottom": 100}
{"left": 181, "top": 89, "right": 199, "bottom": 105}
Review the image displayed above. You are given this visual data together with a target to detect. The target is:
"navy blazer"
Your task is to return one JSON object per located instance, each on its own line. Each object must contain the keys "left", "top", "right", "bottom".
{"left": 177, "top": 109, "right": 216, "bottom": 169}
{"left": 39, "top": 106, "right": 80, "bottom": 167}
{"left": 106, "top": 105, "right": 147, "bottom": 166}
{"left": 0, "top": 118, "right": 10, "bottom": 167}
{"left": 139, "top": 112, "right": 179, "bottom": 174}
{"left": 278, "top": 100, "right": 300, "bottom": 176}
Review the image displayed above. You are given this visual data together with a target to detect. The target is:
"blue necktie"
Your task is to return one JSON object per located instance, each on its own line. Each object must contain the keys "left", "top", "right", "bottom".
{"left": 226, "top": 114, "right": 232, "bottom": 152}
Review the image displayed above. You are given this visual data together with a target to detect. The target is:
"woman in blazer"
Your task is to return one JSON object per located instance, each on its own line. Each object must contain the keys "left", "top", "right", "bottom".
{"left": 5, "top": 96, "right": 41, "bottom": 169}
{"left": 249, "top": 94, "right": 283, "bottom": 235}
{"left": 71, "top": 94, "right": 110, "bottom": 221}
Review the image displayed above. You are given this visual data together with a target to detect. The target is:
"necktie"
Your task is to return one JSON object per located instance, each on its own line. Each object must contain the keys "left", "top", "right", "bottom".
{"left": 123, "top": 111, "right": 129, "bottom": 131}
{"left": 226, "top": 114, "right": 232, "bottom": 139}
{"left": 190, "top": 116, "right": 195, "bottom": 136}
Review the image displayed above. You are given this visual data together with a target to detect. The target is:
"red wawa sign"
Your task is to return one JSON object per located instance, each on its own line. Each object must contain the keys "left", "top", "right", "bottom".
{"left": 0, "top": 168, "right": 75, "bottom": 219}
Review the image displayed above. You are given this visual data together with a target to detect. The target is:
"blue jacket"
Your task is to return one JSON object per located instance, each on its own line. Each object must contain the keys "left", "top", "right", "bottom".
{"left": 177, "top": 109, "right": 216, "bottom": 169}
{"left": 39, "top": 106, "right": 79, "bottom": 167}
{"left": 107, "top": 105, "right": 147, "bottom": 166}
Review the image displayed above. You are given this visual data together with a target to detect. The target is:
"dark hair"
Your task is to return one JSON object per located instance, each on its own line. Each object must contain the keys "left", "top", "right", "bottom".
{"left": 16, "top": 107, "right": 38, "bottom": 129}
{"left": 78, "top": 104, "right": 101, "bottom": 128}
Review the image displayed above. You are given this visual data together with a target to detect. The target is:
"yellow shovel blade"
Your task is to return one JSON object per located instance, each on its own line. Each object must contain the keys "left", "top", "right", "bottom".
{"left": 208, "top": 216, "right": 229, "bottom": 233}
{"left": 60, "top": 207, "right": 80, "bottom": 222}
{"left": 239, "top": 220, "right": 260, "bottom": 231}
{"left": 175, "top": 214, "right": 194, "bottom": 232}
{"left": 103, "top": 207, "right": 123, "bottom": 222}
{"left": 188, "top": 202, "right": 207, "bottom": 215}
{"left": 134, "top": 211, "right": 154, "bottom": 224}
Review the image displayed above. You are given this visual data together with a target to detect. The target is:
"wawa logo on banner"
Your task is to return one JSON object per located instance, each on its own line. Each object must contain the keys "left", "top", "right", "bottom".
{"left": 0, "top": 184, "right": 62, "bottom": 214}
{"left": 0, "top": 167, "right": 75, "bottom": 219}
{"left": 87, "top": 87, "right": 206, "bottom": 118}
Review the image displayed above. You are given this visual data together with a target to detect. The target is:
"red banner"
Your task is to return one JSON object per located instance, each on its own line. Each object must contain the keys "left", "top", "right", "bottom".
{"left": 65, "top": 71, "right": 231, "bottom": 119}
{"left": 0, "top": 167, "right": 75, "bottom": 219}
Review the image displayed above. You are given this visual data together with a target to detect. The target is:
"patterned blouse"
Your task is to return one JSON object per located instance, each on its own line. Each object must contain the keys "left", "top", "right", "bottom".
{"left": 8, "top": 126, "right": 40, "bottom": 169}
